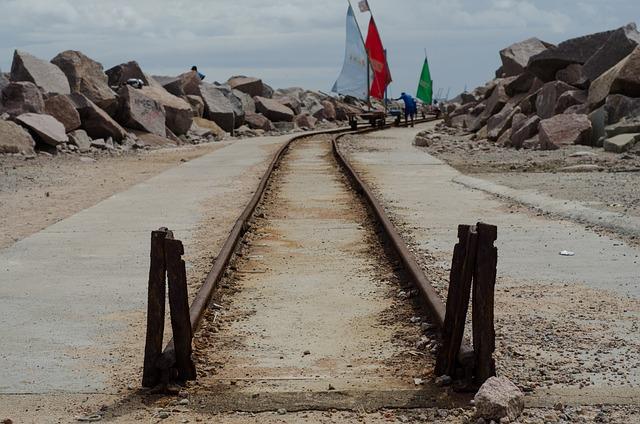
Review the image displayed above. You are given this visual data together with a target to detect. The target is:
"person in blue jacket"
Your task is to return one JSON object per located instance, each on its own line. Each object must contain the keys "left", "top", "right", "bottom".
{"left": 397, "top": 92, "right": 417, "bottom": 127}
{"left": 191, "top": 66, "right": 206, "bottom": 81}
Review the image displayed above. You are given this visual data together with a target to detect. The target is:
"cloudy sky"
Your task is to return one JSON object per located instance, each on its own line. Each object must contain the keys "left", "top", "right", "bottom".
{"left": 0, "top": 0, "right": 638, "bottom": 98}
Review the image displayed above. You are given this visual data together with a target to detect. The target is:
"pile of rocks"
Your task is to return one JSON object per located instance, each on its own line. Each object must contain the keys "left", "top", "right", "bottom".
{"left": 0, "top": 50, "right": 364, "bottom": 156}
{"left": 445, "top": 23, "right": 640, "bottom": 154}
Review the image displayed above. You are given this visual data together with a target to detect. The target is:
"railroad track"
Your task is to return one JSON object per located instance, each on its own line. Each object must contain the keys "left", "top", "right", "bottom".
{"left": 155, "top": 118, "right": 472, "bottom": 411}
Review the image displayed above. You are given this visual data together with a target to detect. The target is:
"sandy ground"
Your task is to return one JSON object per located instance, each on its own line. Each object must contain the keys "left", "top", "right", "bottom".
{"left": 0, "top": 143, "right": 228, "bottom": 249}
{"left": 421, "top": 124, "right": 640, "bottom": 219}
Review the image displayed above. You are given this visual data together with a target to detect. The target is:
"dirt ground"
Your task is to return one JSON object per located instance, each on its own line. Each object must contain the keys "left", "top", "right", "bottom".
{"left": 421, "top": 125, "right": 640, "bottom": 219}
{"left": 0, "top": 143, "right": 227, "bottom": 249}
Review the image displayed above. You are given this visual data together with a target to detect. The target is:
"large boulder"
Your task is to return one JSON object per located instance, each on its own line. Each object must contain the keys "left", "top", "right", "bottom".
{"left": 468, "top": 79, "right": 511, "bottom": 132}
{"left": 0, "top": 73, "right": 9, "bottom": 92}
{"left": 255, "top": 96, "right": 295, "bottom": 122}
{"left": 539, "top": 113, "right": 592, "bottom": 150}
{"left": 295, "top": 113, "right": 318, "bottom": 129}
{"left": 68, "top": 129, "right": 92, "bottom": 153}
{"left": 500, "top": 38, "right": 551, "bottom": 77}
{"left": 159, "top": 71, "right": 202, "bottom": 97}
{"left": 233, "top": 89, "right": 256, "bottom": 114}
{"left": 588, "top": 46, "right": 640, "bottom": 107}
{"left": 16, "top": 113, "right": 68, "bottom": 146}
{"left": 140, "top": 85, "right": 193, "bottom": 136}
{"left": 583, "top": 23, "right": 640, "bottom": 82}
{"left": 51, "top": 50, "right": 117, "bottom": 114}
{"left": 588, "top": 106, "right": 608, "bottom": 147}
{"left": 105, "top": 61, "right": 149, "bottom": 87}
{"left": 474, "top": 377, "right": 524, "bottom": 421}
{"left": 487, "top": 104, "right": 520, "bottom": 141}
{"left": 527, "top": 28, "right": 617, "bottom": 81}
{"left": 10, "top": 50, "right": 70, "bottom": 95}
{"left": 603, "top": 133, "right": 640, "bottom": 153}
{"left": 69, "top": 93, "right": 128, "bottom": 141}
{"left": 535, "top": 81, "right": 574, "bottom": 119}
{"left": 244, "top": 113, "right": 274, "bottom": 131}
{"left": 605, "top": 118, "right": 640, "bottom": 138}
{"left": 228, "top": 76, "right": 264, "bottom": 98}
{"left": 192, "top": 117, "right": 226, "bottom": 139}
{"left": 117, "top": 85, "right": 166, "bottom": 136}
{"left": 555, "top": 90, "right": 587, "bottom": 114}
{"left": 1, "top": 81, "right": 45, "bottom": 116}
{"left": 321, "top": 100, "right": 336, "bottom": 121}
{"left": 555, "top": 64, "right": 589, "bottom": 89}
{"left": 44, "top": 94, "right": 81, "bottom": 132}
{"left": 510, "top": 114, "right": 540, "bottom": 148}
{"left": 197, "top": 83, "right": 236, "bottom": 132}
{"left": 0, "top": 120, "right": 36, "bottom": 154}
{"left": 185, "top": 94, "right": 204, "bottom": 117}
{"left": 605, "top": 94, "right": 640, "bottom": 124}
{"left": 276, "top": 96, "right": 301, "bottom": 115}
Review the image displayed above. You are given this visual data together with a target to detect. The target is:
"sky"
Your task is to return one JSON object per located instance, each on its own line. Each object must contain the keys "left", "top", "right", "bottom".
{"left": 0, "top": 0, "right": 638, "bottom": 99}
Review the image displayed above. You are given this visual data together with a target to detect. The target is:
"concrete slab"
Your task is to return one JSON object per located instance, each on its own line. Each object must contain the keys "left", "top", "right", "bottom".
{"left": 0, "top": 134, "right": 291, "bottom": 394}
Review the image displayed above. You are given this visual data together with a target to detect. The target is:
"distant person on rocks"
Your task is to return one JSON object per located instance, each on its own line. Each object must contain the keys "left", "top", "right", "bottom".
{"left": 191, "top": 66, "right": 206, "bottom": 81}
{"left": 397, "top": 92, "right": 416, "bottom": 127}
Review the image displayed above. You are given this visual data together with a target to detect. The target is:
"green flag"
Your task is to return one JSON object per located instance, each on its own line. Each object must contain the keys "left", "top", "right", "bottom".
{"left": 416, "top": 57, "right": 433, "bottom": 104}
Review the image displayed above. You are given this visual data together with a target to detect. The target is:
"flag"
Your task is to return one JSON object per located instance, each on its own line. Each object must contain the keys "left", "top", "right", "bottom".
{"left": 331, "top": 6, "right": 370, "bottom": 100}
{"left": 358, "top": 0, "right": 370, "bottom": 12}
{"left": 365, "top": 17, "right": 392, "bottom": 100}
{"left": 416, "top": 57, "right": 433, "bottom": 105}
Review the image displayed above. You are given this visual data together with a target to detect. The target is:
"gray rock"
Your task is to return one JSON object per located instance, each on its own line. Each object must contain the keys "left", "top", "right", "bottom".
{"left": 51, "top": 50, "right": 117, "bottom": 114}
{"left": 474, "top": 377, "right": 524, "bottom": 421}
{"left": 0, "top": 120, "right": 36, "bottom": 154}
{"left": 198, "top": 83, "right": 235, "bottom": 132}
{"left": 273, "top": 121, "right": 295, "bottom": 132}
{"left": 500, "top": 38, "right": 550, "bottom": 77}
{"left": 233, "top": 89, "right": 256, "bottom": 114}
{"left": 68, "top": 129, "right": 92, "bottom": 153}
{"left": 105, "top": 61, "right": 149, "bottom": 87}
{"left": 1, "top": 81, "right": 45, "bottom": 117}
{"left": 583, "top": 23, "right": 640, "bottom": 82}
{"left": 244, "top": 113, "right": 274, "bottom": 131}
{"left": 603, "top": 133, "right": 640, "bottom": 153}
{"left": 185, "top": 95, "right": 205, "bottom": 118}
{"left": 294, "top": 113, "right": 317, "bottom": 129}
{"left": 605, "top": 118, "right": 640, "bottom": 138}
{"left": 555, "top": 64, "right": 589, "bottom": 89}
{"left": 510, "top": 115, "right": 540, "bottom": 148}
{"left": 158, "top": 71, "right": 201, "bottom": 97}
{"left": 117, "top": 85, "right": 166, "bottom": 136}
{"left": 555, "top": 90, "right": 587, "bottom": 114}
{"left": 487, "top": 105, "right": 520, "bottom": 141}
{"left": 16, "top": 113, "right": 68, "bottom": 146}
{"left": 589, "top": 106, "right": 608, "bottom": 147}
{"left": 538, "top": 113, "right": 592, "bottom": 150}
{"left": 605, "top": 94, "right": 640, "bottom": 125}
{"left": 528, "top": 28, "right": 617, "bottom": 81}
{"left": 588, "top": 46, "right": 640, "bottom": 107}
{"left": 255, "top": 96, "right": 295, "bottom": 122}
{"left": 10, "top": 50, "right": 70, "bottom": 95}
{"left": 44, "top": 94, "right": 81, "bottom": 132}
{"left": 69, "top": 93, "right": 128, "bottom": 141}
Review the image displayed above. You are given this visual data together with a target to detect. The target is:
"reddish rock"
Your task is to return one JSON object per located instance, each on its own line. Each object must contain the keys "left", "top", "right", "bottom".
{"left": 68, "top": 129, "right": 92, "bottom": 153}
{"left": 510, "top": 115, "right": 540, "bottom": 148}
{"left": 185, "top": 95, "right": 204, "bottom": 117}
{"left": 528, "top": 28, "right": 617, "bottom": 81}
{"left": 51, "top": 50, "right": 117, "bottom": 114}
{"left": 276, "top": 96, "right": 301, "bottom": 115}
{"left": 321, "top": 101, "right": 336, "bottom": 121}
{"left": 555, "top": 90, "right": 587, "bottom": 114}
{"left": 487, "top": 105, "right": 520, "bottom": 141}
{"left": 133, "top": 131, "right": 177, "bottom": 148}
{"left": 44, "top": 94, "right": 81, "bottom": 132}
{"left": 535, "top": 81, "right": 574, "bottom": 119}
{"left": 555, "top": 64, "right": 589, "bottom": 89}
{"left": 16, "top": 113, "right": 68, "bottom": 146}
{"left": 233, "top": 89, "right": 256, "bottom": 114}
{"left": 192, "top": 117, "right": 226, "bottom": 139}
{"left": 228, "top": 76, "right": 264, "bottom": 98}
{"left": 197, "top": 83, "right": 236, "bottom": 132}
{"left": 244, "top": 113, "right": 274, "bottom": 131}
{"left": 605, "top": 94, "right": 640, "bottom": 124}
{"left": 159, "top": 71, "right": 202, "bottom": 97}
{"left": 69, "top": 93, "right": 128, "bottom": 141}
{"left": 255, "top": 96, "right": 295, "bottom": 122}
{"left": 539, "top": 113, "right": 592, "bottom": 150}
{"left": 295, "top": 113, "right": 317, "bottom": 129}
{"left": 583, "top": 23, "right": 640, "bottom": 82}
{"left": 105, "top": 61, "right": 149, "bottom": 87}
{"left": 1, "top": 81, "right": 45, "bottom": 116}
{"left": 10, "top": 50, "right": 70, "bottom": 95}
{"left": 588, "top": 46, "right": 640, "bottom": 107}
{"left": 140, "top": 85, "right": 193, "bottom": 136}
{"left": 505, "top": 73, "right": 539, "bottom": 96}
{"left": 500, "top": 38, "right": 550, "bottom": 77}
{"left": 0, "top": 120, "right": 35, "bottom": 154}
{"left": 117, "top": 86, "right": 166, "bottom": 136}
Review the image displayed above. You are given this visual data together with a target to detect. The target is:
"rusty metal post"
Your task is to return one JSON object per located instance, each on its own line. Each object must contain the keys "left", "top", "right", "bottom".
{"left": 142, "top": 228, "right": 170, "bottom": 388}
{"left": 436, "top": 225, "right": 478, "bottom": 377}
{"left": 472, "top": 222, "right": 498, "bottom": 384}
{"left": 165, "top": 234, "right": 197, "bottom": 382}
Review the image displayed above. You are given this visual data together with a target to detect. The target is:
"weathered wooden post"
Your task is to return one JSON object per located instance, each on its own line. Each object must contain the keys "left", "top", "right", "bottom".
{"left": 472, "top": 222, "right": 498, "bottom": 384}
{"left": 436, "top": 225, "right": 478, "bottom": 377}
{"left": 142, "top": 228, "right": 171, "bottom": 388}
{"left": 164, "top": 234, "right": 197, "bottom": 382}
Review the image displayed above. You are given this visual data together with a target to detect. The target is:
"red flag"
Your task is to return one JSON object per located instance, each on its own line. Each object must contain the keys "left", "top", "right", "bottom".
{"left": 365, "top": 18, "right": 392, "bottom": 99}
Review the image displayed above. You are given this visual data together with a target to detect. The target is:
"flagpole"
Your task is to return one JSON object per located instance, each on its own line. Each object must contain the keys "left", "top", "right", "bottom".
{"left": 347, "top": 0, "right": 372, "bottom": 109}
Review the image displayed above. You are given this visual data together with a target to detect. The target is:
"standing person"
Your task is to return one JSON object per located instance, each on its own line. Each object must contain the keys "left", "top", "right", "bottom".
{"left": 397, "top": 92, "right": 416, "bottom": 127}
{"left": 191, "top": 66, "right": 206, "bottom": 81}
